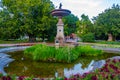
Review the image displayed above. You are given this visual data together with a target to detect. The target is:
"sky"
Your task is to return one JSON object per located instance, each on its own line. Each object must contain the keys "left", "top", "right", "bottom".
{"left": 51, "top": 0, "right": 120, "bottom": 19}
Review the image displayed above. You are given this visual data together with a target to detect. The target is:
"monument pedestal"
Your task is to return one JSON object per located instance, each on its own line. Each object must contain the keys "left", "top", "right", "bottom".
{"left": 55, "top": 17, "right": 64, "bottom": 46}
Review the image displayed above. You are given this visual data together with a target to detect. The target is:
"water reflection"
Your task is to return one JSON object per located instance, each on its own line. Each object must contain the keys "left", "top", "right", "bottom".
{"left": 64, "top": 60, "right": 106, "bottom": 78}
{"left": 64, "top": 60, "right": 93, "bottom": 78}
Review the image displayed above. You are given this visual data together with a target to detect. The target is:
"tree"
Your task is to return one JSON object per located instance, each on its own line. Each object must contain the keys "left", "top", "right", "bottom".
{"left": 0, "top": 7, "right": 21, "bottom": 40}
{"left": 93, "top": 4, "right": 120, "bottom": 41}
{"left": 77, "top": 14, "right": 93, "bottom": 37}
{"left": 1, "top": 0, "right": 55, "bottom": 42}
{"left": 63, "top": 14, "right": 79, "bottom": 36}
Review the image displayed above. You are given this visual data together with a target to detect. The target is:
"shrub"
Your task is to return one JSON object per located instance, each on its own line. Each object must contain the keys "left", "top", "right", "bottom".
{"left": 82, "top": 33, "right": 95, "bottom": 42}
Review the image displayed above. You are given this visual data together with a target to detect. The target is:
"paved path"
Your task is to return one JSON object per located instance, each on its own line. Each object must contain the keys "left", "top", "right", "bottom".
{"left": 93, "top": 46, "right": 120, "bottom": 53}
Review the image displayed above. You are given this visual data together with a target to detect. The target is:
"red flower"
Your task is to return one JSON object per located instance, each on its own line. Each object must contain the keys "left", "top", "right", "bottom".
{"left": 18, "top": 76, "right": 25, "bottom": 80}
{"left": 74, "top": 74, "right": 80, "bottom": 78}
{"left": 111, "top": 74, "right": 116, "bottom": 79}
{"left": 7, "top": 76, "right": 12, "bottom": 80}
{"left": 106, "top": 59, "right": 110, "bottom": 63}
{"left": 112, "top": 59, "right": 117, "bottom": 63}
{"left": 2, "top": 76, "right": 7, "bottom": 80}
{"left": 64, "top": 77, "right": 68, "bottom": 80}
{"left": 91, "top": 75, "right": 98, "bottom": 80}
{"left": 109, "top": 64, "right": 118, "bottom": 72}
{"left": 118, "top": 59, "right": 120, "bottom": 62}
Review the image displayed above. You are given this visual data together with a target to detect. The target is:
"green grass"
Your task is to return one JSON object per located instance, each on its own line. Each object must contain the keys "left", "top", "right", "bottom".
{"left": 24, "top": 44, "right": 103, "bottom": 63}
{"left": 79, "top": 41, "right": 120, "bottom": 48}
{"left": 95, "top": 41, "right": 120, "bottom": 45}
{"left": 0, "top": 40, "right": 28, "bottom": 44}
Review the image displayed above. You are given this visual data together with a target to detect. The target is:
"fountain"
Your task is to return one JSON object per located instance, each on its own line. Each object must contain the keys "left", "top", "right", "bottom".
{"left": 51, "top": 3, "right": 71, "bottom": 46}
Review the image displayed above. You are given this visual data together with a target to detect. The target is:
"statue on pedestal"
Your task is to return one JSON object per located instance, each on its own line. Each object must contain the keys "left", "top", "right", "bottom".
{"left": 59, "top": 3, "right": 62, "bottom": 9}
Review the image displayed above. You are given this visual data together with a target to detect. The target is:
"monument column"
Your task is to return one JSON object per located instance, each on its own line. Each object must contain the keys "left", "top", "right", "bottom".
{"left": 56, "top": 16, "right": 64, "bottom": 46}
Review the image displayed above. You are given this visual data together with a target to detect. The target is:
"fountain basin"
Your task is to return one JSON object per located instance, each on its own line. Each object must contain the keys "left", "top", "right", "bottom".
{"left": 51, "top": 9, "right": 71, "bottom": 17}
{"left": 4, "top": 50, "right": 120, "bottom": 78}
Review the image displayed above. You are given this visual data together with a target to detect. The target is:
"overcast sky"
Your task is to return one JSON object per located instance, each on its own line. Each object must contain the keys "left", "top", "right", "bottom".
{"left": 51, "top": 0, "right": 120, "bottom": 19}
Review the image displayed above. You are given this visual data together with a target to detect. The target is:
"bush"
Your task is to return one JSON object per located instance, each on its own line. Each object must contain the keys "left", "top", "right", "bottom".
{"left": 82, "top": 33, "right": 95, "bottom": 42}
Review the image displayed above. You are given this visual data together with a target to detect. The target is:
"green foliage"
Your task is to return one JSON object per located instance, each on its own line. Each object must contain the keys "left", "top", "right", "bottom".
{"left": 82, "top": 33, "right": 95, "bottom": 42}
{"left": 77, "top": 14, "right": 93, "bottom": 37}
{"left": 24, "top": 77, "right": 33, "bottom": 80}
{"left": 24, "top": 44, "right": 103, "bottom": 63}
{"left": 1, "top": 0, "right": 56, "bottom": 41}
{"left": 0, "top": 39, "right": 28, "bottom": 44}
{"left": 0, "top": 10, "right": 21, "bottom": 40}
{"left": 76, "top": 45, "right": 103, "bottom": 56}
{"left": 11, "top": 74, "right": 17, "bottom": 80}
{"left": 63, "top": 14, "right": 79, "bottom": 35}
{"left": 0, "top": 73, "right": 3, "bottom": 77}
{"left": 93, "top": 4, "right": 120, "bottom": 40}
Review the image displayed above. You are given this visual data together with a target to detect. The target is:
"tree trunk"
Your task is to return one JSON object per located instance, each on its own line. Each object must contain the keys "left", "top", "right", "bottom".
{"left": 107, "top": 33, "right": 113, "bottom": 41}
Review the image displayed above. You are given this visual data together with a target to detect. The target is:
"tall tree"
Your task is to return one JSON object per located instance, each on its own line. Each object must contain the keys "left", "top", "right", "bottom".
{"left": 63, "top": 14, "right": 79, "bottom": 36}
{"left": 93, "top": 4, "right": 120, "bottom": 41}
{"left": 77, "top": 14, "right": 93, "bottom": 37}
{"left": 1, "top": 0, "right": 55, "bottom": 42}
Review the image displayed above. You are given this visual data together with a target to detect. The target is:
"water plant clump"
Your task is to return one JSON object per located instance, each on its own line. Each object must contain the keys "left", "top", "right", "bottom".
{"left": 24, "top": 44, "right": 103, "bottom": 63}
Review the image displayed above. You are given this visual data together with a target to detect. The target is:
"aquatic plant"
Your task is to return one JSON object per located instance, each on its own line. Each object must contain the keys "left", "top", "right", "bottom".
{"left": 75, "top": 45, "right": 103, "bottom": 56}
{"left": 24, "top": 44, "right": 103, "bottom": 63}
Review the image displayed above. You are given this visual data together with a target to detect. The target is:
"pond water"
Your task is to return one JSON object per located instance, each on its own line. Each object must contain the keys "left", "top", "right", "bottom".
{"left": 4, "top": 50, "right": 120, "bottom": 78}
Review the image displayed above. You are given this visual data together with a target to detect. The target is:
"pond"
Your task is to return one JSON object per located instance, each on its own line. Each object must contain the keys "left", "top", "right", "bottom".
{"left": 4, "top": 50, "right": 120, "bottom": 78}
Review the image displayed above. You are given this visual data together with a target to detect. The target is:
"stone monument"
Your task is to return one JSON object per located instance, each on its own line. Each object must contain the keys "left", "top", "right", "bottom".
{"left": 51, "top": 3, "right": 71, "bottom": 46}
